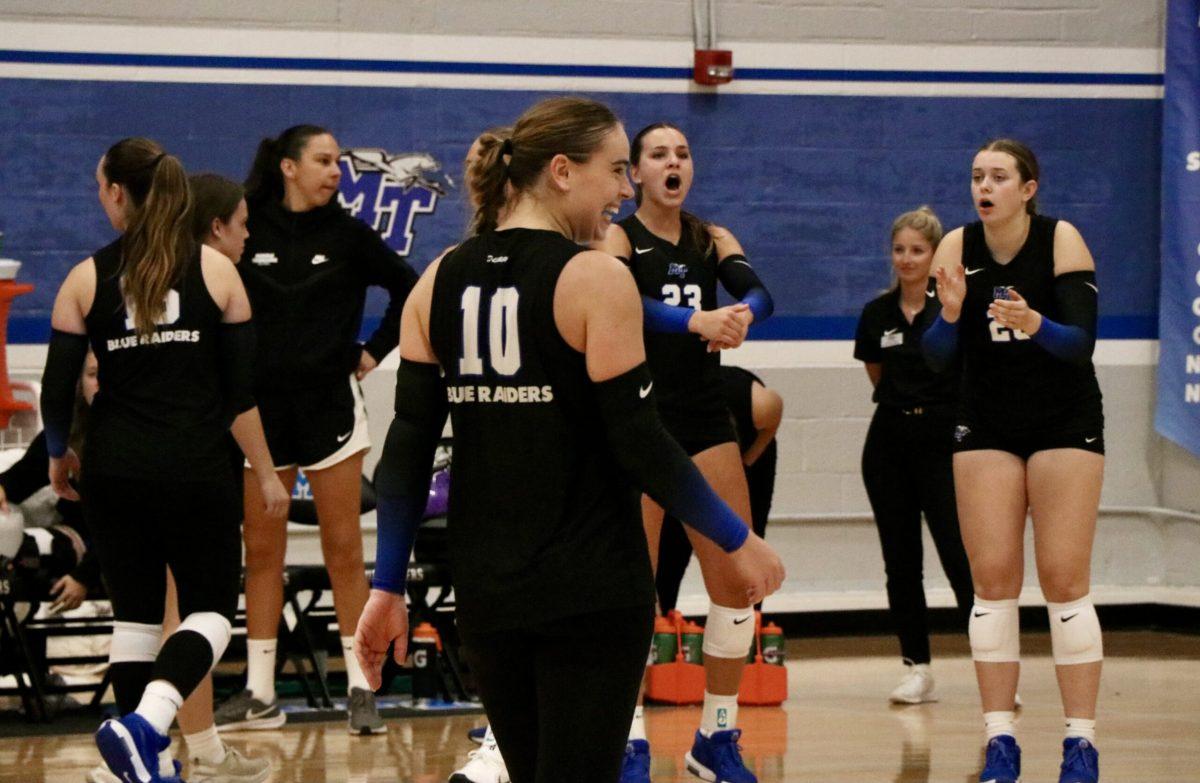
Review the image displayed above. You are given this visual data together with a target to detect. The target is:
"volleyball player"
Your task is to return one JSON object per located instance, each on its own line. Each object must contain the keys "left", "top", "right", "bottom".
{"left": 354, "top": 96, "right": 785, "bottom": 783}
{"left": 655, "top": 365, "right": 783, "bottom": 615}
{"left": 215, "top": 125, "right": 418, "bottom": 734}
{"left": 596, "top": 122, "right": 774, "bottom": 783}
{"left": 924, "top": 139, "right": 1104, "bottom": 783}
{"left": 854, "top": 206, "right": 973, "bottom": 704}
{"left": 43, "top": 137, "right": 288, "bottom": 783}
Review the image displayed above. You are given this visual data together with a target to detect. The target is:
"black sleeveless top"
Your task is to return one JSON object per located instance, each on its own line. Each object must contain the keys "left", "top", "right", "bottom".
{"left": 619, "top": 215, "right": 726, "bottom": 423}
{"left": 958, "top": 215, "right": 1102, "bottom": 430}
{"left": 428, "top": 228, "right": 654, "bottom": 633}
{"left": 83, "top": 239, "right": 230, "bottom": 480}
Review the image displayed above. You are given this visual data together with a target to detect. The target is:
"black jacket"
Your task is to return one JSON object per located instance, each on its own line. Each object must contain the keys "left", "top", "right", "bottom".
{"left": 239, "top": 199, "right": 419, "bottom": 391}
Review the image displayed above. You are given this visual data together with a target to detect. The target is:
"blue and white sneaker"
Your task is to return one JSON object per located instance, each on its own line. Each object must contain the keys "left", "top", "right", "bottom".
{"left": 94, "top": 713, "right": 171, "bottom": 783}
{"left": 620, "top": 739, "right": 651, "bottom": 783}
{"left": 684, "top": 729, "right": 757, "bottom": 783}
{"left": 979, "top": 734, "right": 1021, "bottom": 783}
{"left": 467, "top": 725, "right": 488, "bottom": 744}
{"left": 1058, "top": 737, "right": 1099, "bottom": 783}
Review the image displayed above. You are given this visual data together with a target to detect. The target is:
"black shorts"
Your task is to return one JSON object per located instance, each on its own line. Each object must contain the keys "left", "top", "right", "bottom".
{"left": 660, "top": 408, "right": 738, "bottom": 457}
{"left": 82, "top": 473, "right": 242, "bottom": 623}
{"left": 256, "top": 375, "right": 370, "bottom": 470}
{"left": 952, "top": 408, "right": 1105, "bottom": 460}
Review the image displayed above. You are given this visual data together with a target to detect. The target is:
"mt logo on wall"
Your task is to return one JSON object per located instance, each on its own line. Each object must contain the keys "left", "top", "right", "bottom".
{"left": 337, "top": 148, "right": 452, "bottom": 256}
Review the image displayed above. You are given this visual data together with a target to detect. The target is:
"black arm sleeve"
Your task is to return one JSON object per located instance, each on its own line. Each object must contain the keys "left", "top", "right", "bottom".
{"left": 1053, "top": 270, "right": 1099, "bottom": 340}
{"left": 358, "top": 225, "right": 420, "bottom": 363}
{"left": 717, "top": 254, "right": 774, "bottom": 321}
{"left": 40, "top": 329, "right": 89, "bottom": 458}
{"left": 596, "top": 364, "right": 748, "bottom": 552}
{"left": 217, "top": 321, "right": 257, "bottom": 422}
{"left": 370, "top": 360, "right": 449, "bottom": 593}
{"left": 0, "top": 431, "right": 50, "bottom": 505}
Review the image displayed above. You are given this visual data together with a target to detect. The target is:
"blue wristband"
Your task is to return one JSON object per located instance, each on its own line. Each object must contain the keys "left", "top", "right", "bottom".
{"left": 641, "top": 296, "right": 694, "bottom": 334}
{"left": 1031, "top": 316, "right": 1091, "bottom": 364}
{"left": 742, "top": 287, "right": 774, "bottom": 323}
{"left": 921, "top": 312, "right": 959, "bottom": 370}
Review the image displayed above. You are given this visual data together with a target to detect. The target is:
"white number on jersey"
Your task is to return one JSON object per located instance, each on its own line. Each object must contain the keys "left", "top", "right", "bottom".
{"left": 661, "top": 283, "right": 702, "bottom": 309}
{"left": 460, "top": 285, "right": 522, "bottom": 376}
{"left": 989, "top": 318, "right": 1031, "bottom": 343}
{"left": 124, "top": 289, "right": 181, "bottom": 332}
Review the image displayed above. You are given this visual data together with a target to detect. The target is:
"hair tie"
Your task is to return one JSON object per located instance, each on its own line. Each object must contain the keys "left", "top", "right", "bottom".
{"left": 501, "top": 138, "right": 514, "bottom": 157}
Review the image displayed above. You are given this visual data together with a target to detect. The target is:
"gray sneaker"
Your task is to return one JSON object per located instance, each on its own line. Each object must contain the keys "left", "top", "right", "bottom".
{"left": 214, "top": 689, "right": 286, "bottom": 731}
{"left": 189, "top": 747, "right": 271, "bottom": 783}
{"left": 347, "top": 687, "right": 387, "bottom": 735}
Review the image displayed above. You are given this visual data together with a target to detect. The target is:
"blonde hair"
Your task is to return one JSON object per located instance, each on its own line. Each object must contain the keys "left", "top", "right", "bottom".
{"left": 886, "top": 206, "right": 943, "bottom": 292}
{"left": 102, "top": 137, "right": 193, "bottom": 337}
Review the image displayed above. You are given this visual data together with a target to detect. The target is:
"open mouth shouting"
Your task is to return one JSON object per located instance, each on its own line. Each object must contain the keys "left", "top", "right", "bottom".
{"left": 664, "top": 173, "right": 682, "bottom": 194}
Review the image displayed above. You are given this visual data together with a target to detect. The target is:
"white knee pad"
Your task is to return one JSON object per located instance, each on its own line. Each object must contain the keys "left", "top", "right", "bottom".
{"left": 702, "top": 603, "right": 756, "bottom": 660}
{"left": 175, "top": 612, "right": 233, "bottom": 663}
{"left": 110, "top": 621, "right": 163, "bottom": 663}
{"left": 1047, "top": 595, "right": 1103, "bottom": 665}
{"left": 968, "top": 597, "right": 1020, "bottom": 663}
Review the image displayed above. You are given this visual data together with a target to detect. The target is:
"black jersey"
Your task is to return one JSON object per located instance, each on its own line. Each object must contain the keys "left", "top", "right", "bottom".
{"left": 239, "top": 199, "right": 418, "bottom": 392}
{"left": 619, "top": 215, "right": 725, "bottom": 422}
{"left": 958, "top": 215, "right": 1102, "bottom": 430}
{"left": 854, "top": 284, "right": 959, "bottom": 410}
{"left": 83, "top": 239, "right": 230, "bottom": 480}
{"left": 428, "top": 228, "right": 654, "bottom": 633}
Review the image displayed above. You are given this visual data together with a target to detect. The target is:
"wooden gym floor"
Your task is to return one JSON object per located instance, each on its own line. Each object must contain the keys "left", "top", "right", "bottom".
{"left": 1, "top": 630, "right": 1196, "bottom": 782}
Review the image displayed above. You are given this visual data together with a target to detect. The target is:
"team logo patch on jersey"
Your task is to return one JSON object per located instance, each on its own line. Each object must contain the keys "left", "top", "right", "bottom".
{"left": 954, "top": 425, "right": 971, "bottom": 443}
{"left": 337, "top": 148, "right": 452, "bottom": 256}
{"left": 667, "top": 263, "right": 689, "bottom": 278}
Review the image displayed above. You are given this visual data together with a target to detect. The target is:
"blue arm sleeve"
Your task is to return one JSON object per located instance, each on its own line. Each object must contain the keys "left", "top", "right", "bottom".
{"left": 40, "top": 329, "right": 90, "bottom": 458}
{"left": 370, "top": 360, "right": 448, "bottom": 594}
{"left": 921, "top": 313, "right": 959, "bottom": 371}
{"left": 1031, "top": 317, "right": 1091, "bottom": 365}
{"left": 717, "top": 254, "right": 774, "bottom": 323}
{"left": 641, "top": 295, "right": 694, "bottom": 334}
{"left": 596, "top": 363, "right": 748, "bottom": 552}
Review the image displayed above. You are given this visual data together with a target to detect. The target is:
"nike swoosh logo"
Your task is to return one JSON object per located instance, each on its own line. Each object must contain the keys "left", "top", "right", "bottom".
{"left": 732, "top": 616, "right": 752, "bottom": 625}
{"left": 883, "top": 328, "right": 899, "bottom": 336}
{"left": 973, "top": 610, "right": 990, "bottom": 618}
{"left": 311, "top": 254, "right": 329, "bottom": 265}
{"left": 926, "top": 289, "right": 936, "bottom": 298}
{"left": 635, "top": 247, "right": 653, "bottom": 254}
{"left": 246, "top": 704, "right": 277, "bottom": 720}
{"left": 965, "top": 268, "right": 984, "bottom": 276}
{"left": 336, "top": 431, "right": 352, "bottom": 443}
{"left": 1060, "top": 612, "right": 1079, "bottom": 623}
{"left": 638, "top": 383, "right": 653, "bottom": 399}
{"left": 1085, "top": 282, "right": 1098, "bottom": 293}
{"left": 1085, "top": 437, "right": 1098, "bottom": 443}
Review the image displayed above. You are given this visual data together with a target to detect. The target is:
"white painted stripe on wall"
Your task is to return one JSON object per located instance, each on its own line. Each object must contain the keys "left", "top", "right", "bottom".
{"left": 0, "top": 21, "right": 1163, "bottom": 72}
{"left": 0, "top": 62, "right": 1161, "bottom": 99}
{"left": 0, "top": 22, "right": 1162, "bottom": 98}
{"left": 722, "top": 339, "right": 1159, "bottom": 368}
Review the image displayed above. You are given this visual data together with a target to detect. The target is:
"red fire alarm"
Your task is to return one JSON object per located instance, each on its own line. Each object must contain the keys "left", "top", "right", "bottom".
{"left": 694, "top": 49, "right": 733, "bottom": 85}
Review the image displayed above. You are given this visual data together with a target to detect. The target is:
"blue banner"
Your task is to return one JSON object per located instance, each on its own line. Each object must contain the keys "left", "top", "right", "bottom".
{"left": 1156, "top": 0, "right": 1200, "bottom": 457}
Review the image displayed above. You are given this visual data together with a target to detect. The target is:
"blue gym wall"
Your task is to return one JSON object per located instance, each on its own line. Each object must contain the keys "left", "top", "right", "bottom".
{"left": 0, "top": 78, "right": 1161, "bottom": 342}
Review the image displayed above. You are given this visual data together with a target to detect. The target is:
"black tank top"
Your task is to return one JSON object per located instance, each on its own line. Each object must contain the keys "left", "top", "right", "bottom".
{"left": 619, "top": 215, "right": 726, "bottom": 423}
{"left": 428, "top": 228, "right": 654, "bottom": 633}
{"left": 83, "top": 239, "right": 230, "bottom": 480}
{"left": 958, "top": 215, "right": 1102, "bottom": 430}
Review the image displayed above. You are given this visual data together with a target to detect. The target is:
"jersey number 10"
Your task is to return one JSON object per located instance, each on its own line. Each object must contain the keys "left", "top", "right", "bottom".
{"left": 459, "top": 286, "right": 521, "bottom": 376}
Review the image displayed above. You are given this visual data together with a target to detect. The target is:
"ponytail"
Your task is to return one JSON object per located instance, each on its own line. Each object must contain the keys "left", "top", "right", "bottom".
{"left": 244, "top": 124, "right": 330, "bottom": 205}
{"left": 467, "top": 132, "right": 511, "bottom": 235}
{"left": 102, "top": 138, "right": 193, "bottom": 337}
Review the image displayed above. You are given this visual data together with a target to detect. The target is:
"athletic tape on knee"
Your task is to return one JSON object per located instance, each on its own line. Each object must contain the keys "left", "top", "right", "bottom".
{"left": 702, "top": 603, "right": 756, "bottom": 659}
{"left": 110, "top": 621, "right": 163, "bottom": 663}
{"left": 174, "top": 612, "right": 233, "bottom": 663}
{"left": 1047, "top": 595, "right": 1103, "bottom": 665}
{"left": 968, "top": 597, "right": 1020, "bottom": 663}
